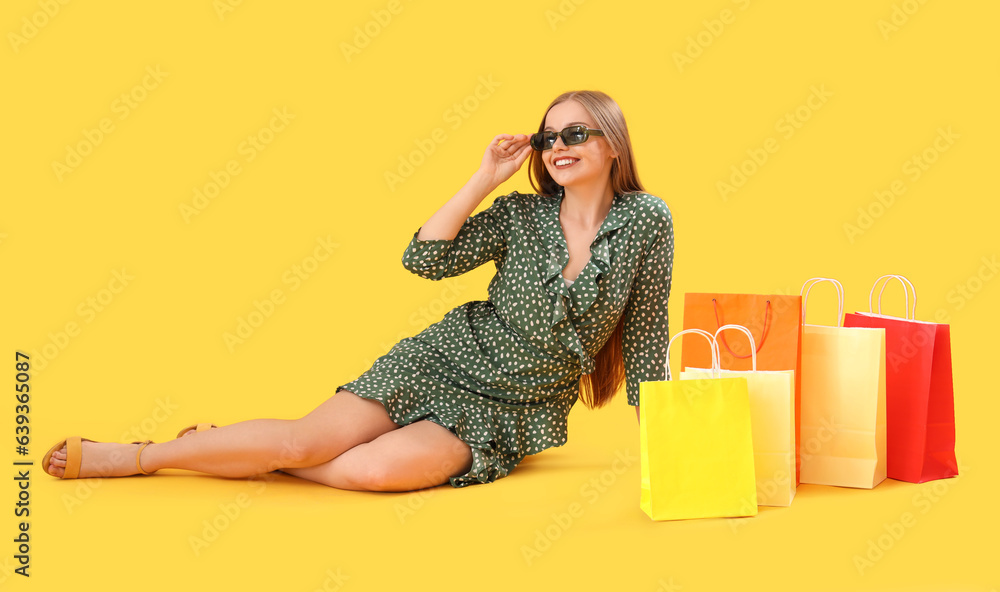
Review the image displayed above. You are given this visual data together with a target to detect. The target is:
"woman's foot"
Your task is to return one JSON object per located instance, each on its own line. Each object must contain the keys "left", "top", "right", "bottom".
{"left": 44, "top": 440, "right": 153, "bottom": 478}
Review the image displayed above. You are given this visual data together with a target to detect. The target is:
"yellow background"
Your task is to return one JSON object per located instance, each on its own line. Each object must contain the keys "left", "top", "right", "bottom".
{"left": 2, "top": 0, "right": 997, "bottom": 590}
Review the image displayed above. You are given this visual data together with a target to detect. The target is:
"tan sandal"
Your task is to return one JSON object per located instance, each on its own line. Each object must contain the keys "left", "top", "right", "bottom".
{"left": 175, "top": 423, "right": 218, "bottom": 438}
{"left": 42, "top": 437, "right": 156, "bottom": 479}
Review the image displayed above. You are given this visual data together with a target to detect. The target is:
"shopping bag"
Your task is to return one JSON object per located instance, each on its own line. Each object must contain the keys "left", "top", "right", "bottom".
{"left": 640, "top": 329, "right": 757, "bottom": 521}
{"left": 799, "top": 278, "right": 887, "bottom": 489}
{"left": 682, "top": 324, "right": 796, "bottom": 506}
{"left": 843, "top": 275, "right": 958, "bottom": 483}
{"left": 682, "top": 292, "right": 803, "bottom": 484}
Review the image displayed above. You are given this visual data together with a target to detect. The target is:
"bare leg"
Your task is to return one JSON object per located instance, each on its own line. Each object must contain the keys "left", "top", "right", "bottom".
{"left": 283, "top": 420, "right": 474, "bottom": 492}
{"left": 45, "top": 390, "right": 398, "bottom": 479}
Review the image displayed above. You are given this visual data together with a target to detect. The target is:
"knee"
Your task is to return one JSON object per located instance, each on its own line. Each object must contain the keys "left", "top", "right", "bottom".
{"left": 342, "top": 457, "right": 420, "bottom": 492}
{"left": 360, "top": 454, "right": 468, "bottom": 492}
{"left": 273, "top": 424, "right": 330, "bottom": 469}
{"left": 358, "top": 463, "right": 397, "bottom": 492}
{"left": 328, "top": 450, "right": 396, "bottom": 491}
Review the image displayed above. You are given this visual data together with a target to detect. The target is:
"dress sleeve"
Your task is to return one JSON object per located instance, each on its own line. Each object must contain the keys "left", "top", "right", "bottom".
{"left": 401, "top": 193, "right": 510, "bottom": 281}
{"left": 621, "top": 202, "right": 675, "bottom": 406}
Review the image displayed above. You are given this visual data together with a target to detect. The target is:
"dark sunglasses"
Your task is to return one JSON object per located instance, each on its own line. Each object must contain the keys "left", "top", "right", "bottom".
{"left": 529, "top": 125, "right": 605, "bottom": 151}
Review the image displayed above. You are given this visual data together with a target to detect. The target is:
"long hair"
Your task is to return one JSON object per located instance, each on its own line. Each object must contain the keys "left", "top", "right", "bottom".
{"left": 529, "top": 91, "right": 644, "bottom": 409}
{"left": 528, "top": 90, "right": 644, "bottom": 198}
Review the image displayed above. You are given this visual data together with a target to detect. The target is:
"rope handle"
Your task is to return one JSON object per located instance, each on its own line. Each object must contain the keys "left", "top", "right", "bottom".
{"left": 665, "top": 329, "right": 719, "bottom": 380}
{"left": 869, "top": 275, "right": 917, "bottom": 320}
{"left": 713, "top": 324, "right": 758, "bottom": 372}
{"left": 800, "top": 277, "right": 845, "bottom": 327}
{"left": 712, "top": 298, "right": 771, "bottom": 358}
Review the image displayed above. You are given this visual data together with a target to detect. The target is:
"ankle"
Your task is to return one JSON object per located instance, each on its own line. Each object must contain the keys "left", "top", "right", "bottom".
{"left": 136, "top": 441, "right": 158, "bottom": 475}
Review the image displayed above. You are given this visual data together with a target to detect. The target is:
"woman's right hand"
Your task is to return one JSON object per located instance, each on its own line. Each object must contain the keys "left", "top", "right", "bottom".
{"left": 476, "top": 134, "right": 534, "bottom": 189}
{"left": 415, "top": 133, "right": 533, "bottom": 242}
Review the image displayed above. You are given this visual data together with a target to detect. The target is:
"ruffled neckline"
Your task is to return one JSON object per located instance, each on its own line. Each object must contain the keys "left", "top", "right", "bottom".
{"left": 539, "top": 188, "right": 633, "bottom": 373}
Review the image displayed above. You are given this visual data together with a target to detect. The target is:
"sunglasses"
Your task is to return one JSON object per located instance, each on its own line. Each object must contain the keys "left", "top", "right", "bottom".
{"left": 529, "top": 125, "right": 605, "bottom": 151}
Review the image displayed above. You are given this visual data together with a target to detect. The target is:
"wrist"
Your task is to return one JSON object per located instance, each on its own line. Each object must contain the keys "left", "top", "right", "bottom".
{"left": 469, "top": 170, "right": 500, "bottom": 194}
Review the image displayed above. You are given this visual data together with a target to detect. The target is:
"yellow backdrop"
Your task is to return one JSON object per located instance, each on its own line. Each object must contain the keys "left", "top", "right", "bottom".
{"left": 2, "top": 0, "right": 996, "bottom": 590}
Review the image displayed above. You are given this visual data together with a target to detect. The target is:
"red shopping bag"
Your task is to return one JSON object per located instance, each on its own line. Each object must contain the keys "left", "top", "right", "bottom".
{"left": 682, "top": 293, "right": 803, "bottom": 483}
{"left": 843, "top": 275, "right": 958, "bottom": 483}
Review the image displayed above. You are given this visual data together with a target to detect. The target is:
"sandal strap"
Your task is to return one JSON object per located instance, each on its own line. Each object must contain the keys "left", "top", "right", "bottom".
{"left": 176, "top": 423, "right": 218, "bottom": 439}
{"left": 65, "top": 437, "right": 83, "bottom": 479}
{"left": 135, "top": 440, "right": 155, "bottom": 475}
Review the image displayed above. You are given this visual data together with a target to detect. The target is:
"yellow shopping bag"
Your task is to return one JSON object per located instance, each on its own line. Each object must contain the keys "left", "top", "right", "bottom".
{"left": 799, "top": 278, "right": 887, "bottom": 489}
{"left": 682, "top": 324, "right": 797, "bottom": 507}
{"left": 640, "top": 329, "right": 758, "bottom": 520}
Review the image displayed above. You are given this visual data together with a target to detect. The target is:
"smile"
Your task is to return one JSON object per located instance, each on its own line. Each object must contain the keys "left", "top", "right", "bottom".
{"left": 553, "top": 158, "right": 579, "bottom": 168}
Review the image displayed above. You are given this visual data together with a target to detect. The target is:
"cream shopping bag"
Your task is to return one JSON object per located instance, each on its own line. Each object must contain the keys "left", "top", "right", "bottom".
{"left": 799, "top": 278, "right": 887, "bottom": 489}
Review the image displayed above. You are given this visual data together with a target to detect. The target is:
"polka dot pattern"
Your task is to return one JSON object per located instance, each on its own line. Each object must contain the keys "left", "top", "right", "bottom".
{"left": 337, "top": 189, "right": 674, "bottom": 487}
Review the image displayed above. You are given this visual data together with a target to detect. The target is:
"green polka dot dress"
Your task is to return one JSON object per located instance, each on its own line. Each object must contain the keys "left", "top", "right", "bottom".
{"left": 337, "top": 188, "right": 674, "bottom": 487}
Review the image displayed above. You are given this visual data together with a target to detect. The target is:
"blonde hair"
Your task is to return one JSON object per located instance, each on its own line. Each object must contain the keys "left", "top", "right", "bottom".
{"left": 528, "top": 90, "right": 644, "bottom": 198}
{"left": 529, "top": 90, "right": 644, "bottom": 409}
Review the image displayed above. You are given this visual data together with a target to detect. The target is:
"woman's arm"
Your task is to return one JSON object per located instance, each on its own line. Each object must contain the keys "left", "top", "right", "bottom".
{"left": 622, "top": 199, "right": 675, "bottom": 410}
{"left": 416, "top": 171, "right": 498, "bottom": 241}
{"left": 417, "top": 133, "right": 532, "bottom": 241}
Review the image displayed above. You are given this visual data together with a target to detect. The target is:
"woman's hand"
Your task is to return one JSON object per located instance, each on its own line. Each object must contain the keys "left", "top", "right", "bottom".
{"left": 415, "top": 133, "right": 532, "bottom": 242}
{"left": 476, "top": 134, "right": 533, "bottom": 189}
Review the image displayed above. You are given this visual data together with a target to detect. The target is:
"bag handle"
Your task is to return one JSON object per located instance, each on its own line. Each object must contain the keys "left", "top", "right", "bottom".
{"left": 869, "top": 274, "right": 916, "bottom": 320}
{"left": 665, "top": 329, "right": 719, "bottom": 380}
{"left": 711, "top": 298, "right": 771, "bottom": 359}
{"left": 800, "top": 277, "right": 845, "bottom": 327}
{"left": 714, "top": 324, "right": 757, "bottom": 371}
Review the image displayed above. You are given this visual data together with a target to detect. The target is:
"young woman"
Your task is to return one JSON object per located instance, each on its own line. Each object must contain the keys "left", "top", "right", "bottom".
{"left": 43, "top": 90, "right": 674, "bottom": 491}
